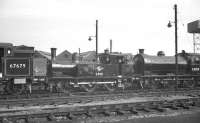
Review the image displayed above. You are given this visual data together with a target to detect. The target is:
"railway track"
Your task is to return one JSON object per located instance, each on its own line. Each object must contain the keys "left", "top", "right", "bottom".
{"left": 1, "top": 87, "right": 200, "bottom": 100}
{"left": 0, "top": 95, "right": 200, "bottom": 123}
{"left": 0, "top": 88, "right": 200, "bottom": 109}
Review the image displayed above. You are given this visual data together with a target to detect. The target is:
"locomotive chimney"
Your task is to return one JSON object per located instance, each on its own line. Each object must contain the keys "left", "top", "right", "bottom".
{"left": 180, "top": 50, "right": 186, "bottom": 56}
{"left": 51, "top": 48, "right": 57, "bottom": 61}
{"left": 157, "top": 51, "right": 165, "bottom": 56}
{"left": 182, "top": 50, "right": 186, "bottom": 54}
{"left": 72, "top": 52, "right": 79, "bottom": 63}
{"left": 104, "top": 49, "right": 109, "bottom": 54}
{"left": 139, "top": 49, "right": 144, "bottom": 54}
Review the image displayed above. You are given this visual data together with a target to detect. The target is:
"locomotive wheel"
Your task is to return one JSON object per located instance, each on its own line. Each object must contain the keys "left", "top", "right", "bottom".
{"left": 54, "top": 82, "right": 69, "bottom": 93}
{"left": 5, "top": 81, "right": 25, "bottom": 95}
{"left": 4, "top": 82, "right": 12, "bottom": 94}
{"left": 104, "top": 83, "right": 116, "bottom": 92}
{"left": 13, "top": 85, "right": 25, "bottom": 95}
{"left": 59, "top": 83, "right": 70, "bottom": 94}
{"left": 81, "top": 84, "right": 97, "bottom": 92}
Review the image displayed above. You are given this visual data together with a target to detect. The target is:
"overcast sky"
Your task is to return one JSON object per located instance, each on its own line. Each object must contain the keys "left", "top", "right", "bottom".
{"left": 0, "top": 0, "right": 200, "bottom": 55}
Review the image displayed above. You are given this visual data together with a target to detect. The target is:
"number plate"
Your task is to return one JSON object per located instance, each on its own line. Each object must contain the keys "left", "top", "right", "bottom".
{"left": 14, "top": 78, "right": 26, "bottom": 84}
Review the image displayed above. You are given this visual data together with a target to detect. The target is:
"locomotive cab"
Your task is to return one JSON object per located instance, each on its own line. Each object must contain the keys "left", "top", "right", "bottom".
{"left": 99, "top": 50, "right": 134, "bottom": 76}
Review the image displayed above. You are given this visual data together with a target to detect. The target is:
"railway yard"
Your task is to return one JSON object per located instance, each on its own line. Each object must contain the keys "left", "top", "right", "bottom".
{"left": 1, "top": 39, "right": 200, "bottom": 123}
{"left": 0, "top": 9, "right": 200, "bottom": 123}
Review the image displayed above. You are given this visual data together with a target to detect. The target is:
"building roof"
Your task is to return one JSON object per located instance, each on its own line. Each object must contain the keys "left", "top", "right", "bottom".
{"left": 34, "top": 50, "right": 51, "bottom": 60}
{"left": 80, "top": 51, "right": 96, "bottom": 61}
{"left": 56, "top": 50, "right": 72, "bottom": 61}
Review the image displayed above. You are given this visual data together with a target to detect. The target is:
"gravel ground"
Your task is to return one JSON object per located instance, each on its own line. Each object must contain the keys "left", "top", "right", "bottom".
{"left": 30, "top": 107, "right": 200, "bottom": 123}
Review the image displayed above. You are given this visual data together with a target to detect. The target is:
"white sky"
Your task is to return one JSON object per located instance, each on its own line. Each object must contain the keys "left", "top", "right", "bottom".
{"left": 0, "top": 0, "right": 200, "bottom": 55}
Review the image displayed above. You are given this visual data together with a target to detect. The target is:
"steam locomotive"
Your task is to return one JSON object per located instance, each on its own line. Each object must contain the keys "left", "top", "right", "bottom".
{"left": 0, "top": 43, "right": 200, "bottom": 94}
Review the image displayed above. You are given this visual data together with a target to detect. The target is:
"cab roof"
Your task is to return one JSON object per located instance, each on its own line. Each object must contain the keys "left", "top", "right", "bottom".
{"left": 0, "top": 43, "right": 13, "bottom": 47}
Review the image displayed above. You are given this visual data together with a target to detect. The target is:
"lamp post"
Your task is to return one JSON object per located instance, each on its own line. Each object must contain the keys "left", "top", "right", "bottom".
{"left": 88, "top": 20, "right": 98, "bottom": 60}
{"left": 168, "top": 4, "right": 178, "bottom": 86}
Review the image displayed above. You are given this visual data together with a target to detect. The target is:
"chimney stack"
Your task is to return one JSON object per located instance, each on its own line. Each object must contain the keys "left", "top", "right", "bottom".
{"left": 51, "top": 48, "right": 57, "bottom": 61}
{"left": 139, "top": 49, "right": 144, "bottom": 54}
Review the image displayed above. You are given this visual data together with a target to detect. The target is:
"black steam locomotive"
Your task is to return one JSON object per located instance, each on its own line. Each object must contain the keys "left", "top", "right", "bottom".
{"left": 0, "top": 43, "right": 200, "bottom": 94}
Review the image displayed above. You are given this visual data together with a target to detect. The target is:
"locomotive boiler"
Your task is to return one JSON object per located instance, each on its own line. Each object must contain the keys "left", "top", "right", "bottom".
{"left": 133, "top": 49, "right": 188, "bottom": 75}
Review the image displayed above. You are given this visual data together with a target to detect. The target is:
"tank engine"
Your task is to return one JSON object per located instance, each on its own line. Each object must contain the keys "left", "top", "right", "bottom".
{"left": 49, "top": 49, "right": 135, "bottom": 92}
